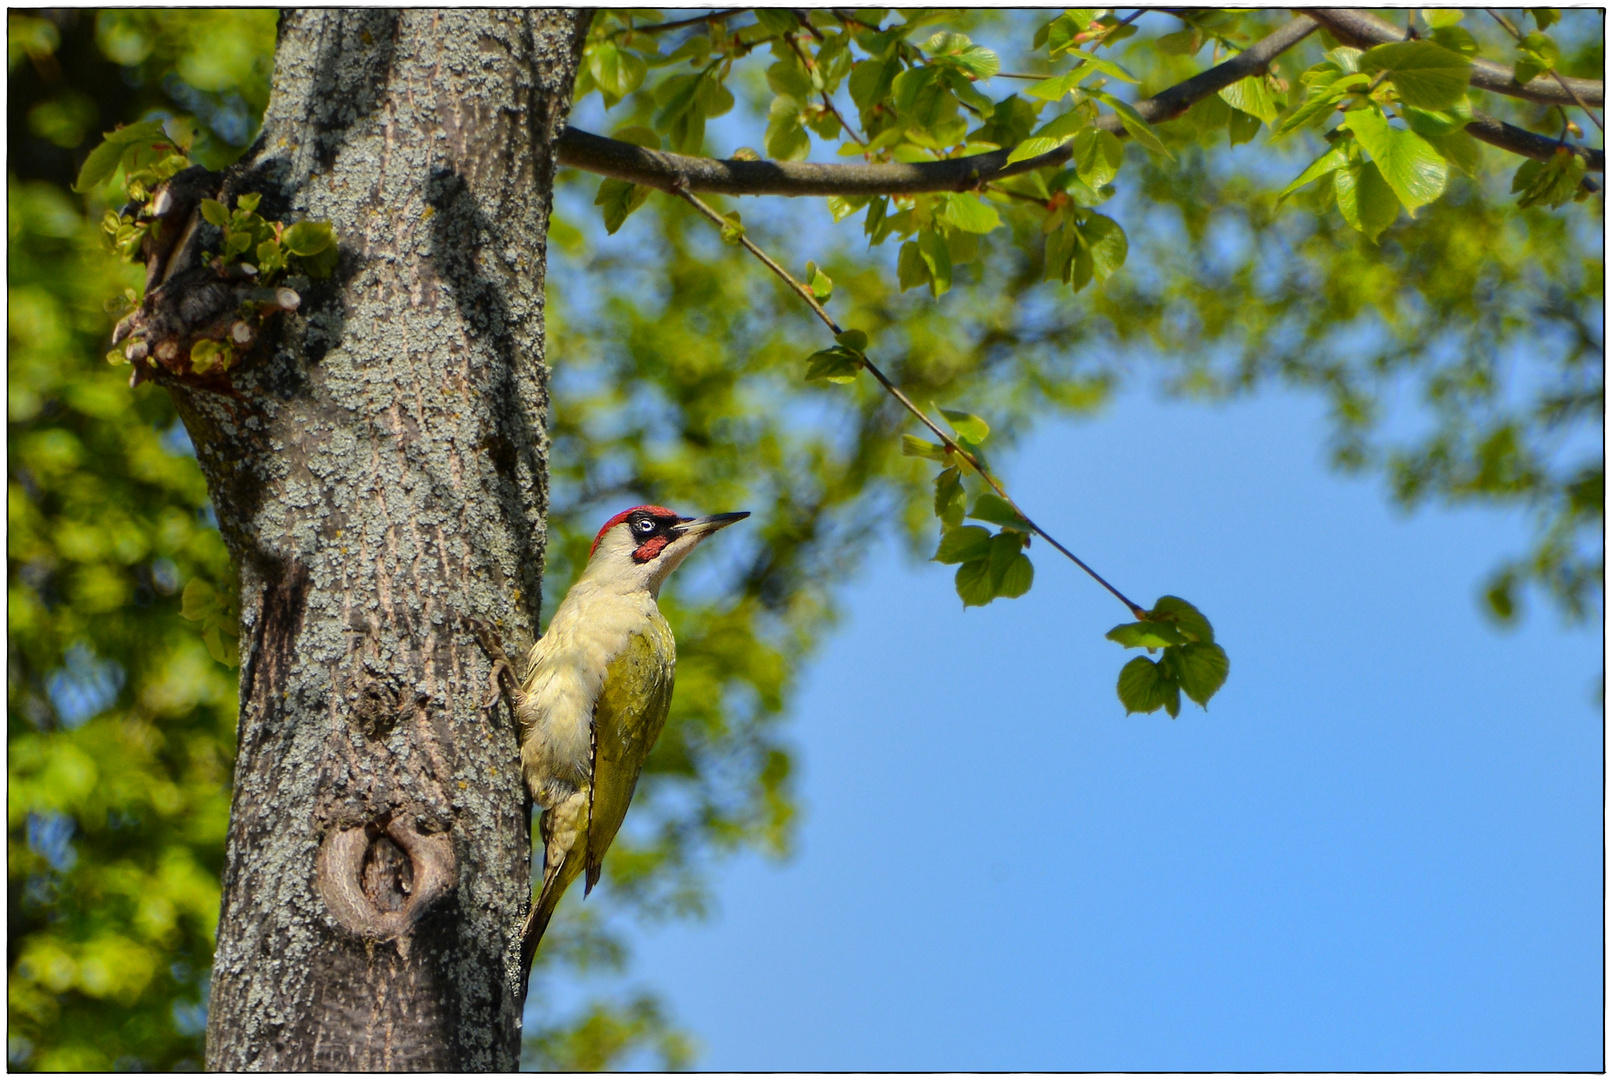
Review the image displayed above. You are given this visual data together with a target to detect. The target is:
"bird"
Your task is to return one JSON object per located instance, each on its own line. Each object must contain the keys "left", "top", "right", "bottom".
{"left": 478, "top": 505, "right": 749, "bottom": 978}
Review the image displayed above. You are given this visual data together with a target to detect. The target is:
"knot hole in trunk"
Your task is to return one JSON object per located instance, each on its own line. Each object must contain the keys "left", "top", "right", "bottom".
{"left": 316, "top": 812, "right": 457, "bottom": 954}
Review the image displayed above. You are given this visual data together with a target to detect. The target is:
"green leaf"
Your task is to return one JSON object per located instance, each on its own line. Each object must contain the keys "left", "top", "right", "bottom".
{"left": 199, "top": 199, "right": 231, "bottom": 228}
{"left": 180, "top": 578, "right": 218, "bottom": 621}
{"left": 835, "top": 328, "right": 867, "bottom": 353}
{"left": 1518, "top": 31, "right": 1560, "bottom": 70}
{"left": 188, "top": 338, "right": 226, "bottom": 375}
{"left": 994, "top": 549, "right": 1034, "bottom": 599}
{"left": 1166, "top": 642, "right": 1230, "bottom": 707}
{"left": 594, "top": 177, "right": 649, "bottom": 234}
{"left": 1422, "top": 9, "right": 1466, "bottom": 28}
{"left": 825, "top": 195, "right": 867, "bottom": 223}
{"left": 1093, "top": 91, "right": 1171, "bottom": 158}
{"left": 805, "top": 346, "right": 863, "bottom": 383}
{"left": 941, "top": 192, "right": 1002, "bottom": 234}
{"left": 1279, "top": 143, "right": 1350, "bottom": 202}
{"left": 612, "top": 124, "right": 661, "bottom": 149}
{"left": 301, "top": 243, "right": 339, "bottom": 279}
{"left": 897, "top": 240, "right": 929, "bottom": 292}
{"left": 901, "top": 433, "right": 947, "bottom": 460}
{"left": 1429, "top": 25, "right": 1480, "bottom": 58}
{"left": 1157, "top": 28, "right": 1202, "bottom": 56}
{"left": 1070, "top": 128, "right": 1124, "bottom": 188}
{"left": 1227, "top": 108, "right": 1263, "bottom": 147}
{"left": 71, "top": 119, "right": 166, "bottom": 193}
{"left": 1147, "top": 596, "right": 1215, "bottom": 644}
{"left": 934, "top": 524, "right": 992, "bottom": 564}
{"left": 923, "top": 33, "right": 999, "bottom": 79}
{"left": 1402, "top": 104, "right": 1469, "bottom": 139}
{"left": 1006, "top": 135, "right": 1074, "bottom": 166}
{"left": 968, "top": 492, "right": 1030, "bottom": 531}
{"left": 1530, "top": 9, "right": 1559, "bottom": 31}
{"left": 934, "top": 467, "right": 965, "bottom": 527}
{"left": 1218, "top": 75, "right": 1278, "bottom": 124}
{"left": 1514, "top": 151, "right": 1587, "bottom": 209}
{"left": 939, "top": 408, "right": 989, "bottom": 445}
{"left": 590, "top": 41, "right": 626, "bottom": 96}
{"left": 753, "top": 8, "right": 798, "bottom": 36}
{"left": 255, "top": 239, "right": 285, "bottom": 276}
{"left": 1344, "top": 109, "right": 1447, "bottom": 212}
{"left": 1044, "top": 218, "right": 1077, "bottom": 284}
{"left": 1106, "top": 620, "right": 1187, "bottom": 649}
{"left": 1327, "top": 47, "right": 1365, "bottom": 75}
{"left": 807, "top": 262, "right": 834, "bottom": 300}
{"left": 916, "top": 229, "right": 951, "bottom": 297}
{"left": 1274, "top": 83, "right": 1354, "bottom": 140}
{"left": 767, "top": 58, "right": 814, "bottom": 99}
{"left": 281, "top": 220, "right": 335, "bottom": 257}
{"left": 1065, "top": 49, "right": 1139, "bottom": 84}
{"left": 1334, "top": 160, "right": 1400, "bottom": 242}
{"left": 1033, "top": 107, "right": 1090, "bottom": 140}
{"left": 1025, "top": 71, "right": 1084, "bottom": 102}
{"left": 1078, "top": 213, "right": 1127, "bottom": 280}
{"left": 848, "top": 57, "right": 892, "bottom": 113}
{"left": 1116, "top": 656, "right": 1181, "bottom": 716}
{"left": 1360, "top": 39, "right": 1472, "bottom": 109}
{"left": 940, "top": 67, "right": 995, "bottom": 114}
{"left": 765, "top": 95, "right": 811, "bottom": 161}
{"left": 954, "top": 557, "right": 995, "bottom": 606}
{"left": 1426, "top": 130, "right": 1481, "bottom": 177}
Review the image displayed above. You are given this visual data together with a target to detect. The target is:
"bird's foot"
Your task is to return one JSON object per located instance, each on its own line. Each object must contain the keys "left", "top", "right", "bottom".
{"left": 465, "top": 616, "right": 521, "bottom": 712}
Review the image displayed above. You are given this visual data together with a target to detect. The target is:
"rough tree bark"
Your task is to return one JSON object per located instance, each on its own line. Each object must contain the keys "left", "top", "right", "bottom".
{"left": 179, "top": 10, "right": 588, "bottom": 1070}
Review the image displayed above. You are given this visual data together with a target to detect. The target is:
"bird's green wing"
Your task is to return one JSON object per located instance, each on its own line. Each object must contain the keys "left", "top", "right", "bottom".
{"left": 584, "top": 616, "right": 675, "bottom": 891}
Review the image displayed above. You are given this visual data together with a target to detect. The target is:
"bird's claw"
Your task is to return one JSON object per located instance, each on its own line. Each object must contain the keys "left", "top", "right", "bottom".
{"left": 465, "top": 616, "right": 521, "bottom": 713}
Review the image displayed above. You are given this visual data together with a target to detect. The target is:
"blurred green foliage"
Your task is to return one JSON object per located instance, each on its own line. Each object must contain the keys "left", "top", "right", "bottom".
{"left": 7, "top": 9, "right": 270, "bottom": 1068}
{"left": 9, "top": 7, "right": 1602, "bottom": 1074}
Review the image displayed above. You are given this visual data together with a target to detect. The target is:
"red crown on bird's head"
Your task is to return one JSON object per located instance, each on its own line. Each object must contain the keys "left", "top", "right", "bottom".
{"left": 590, "top": 505, "right": 679, "bottom": 558}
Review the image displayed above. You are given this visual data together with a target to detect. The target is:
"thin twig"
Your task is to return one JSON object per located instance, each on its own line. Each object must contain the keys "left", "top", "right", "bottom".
{"left": 619, "top": 8, "right": 746, "bottom": 36}
{"left": 785, "top": 30, "right": 867, "bottom": 147}
{"left": 672, "top": 185, "right": 1150, "bottom": 619}
{"left": 1484, "top": 7, "right": 1605, "bottom": 132}
{"left": 986, "top": 183, "right": 1050, "bottom": 206}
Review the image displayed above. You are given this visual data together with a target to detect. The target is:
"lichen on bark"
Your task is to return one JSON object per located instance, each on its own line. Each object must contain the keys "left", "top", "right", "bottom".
{"left": 187, "top": 10, "right": 589, "bottom": 1070}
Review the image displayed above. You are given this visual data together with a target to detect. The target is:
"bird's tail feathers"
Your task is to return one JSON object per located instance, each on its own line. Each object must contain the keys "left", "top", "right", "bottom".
{"left": 520, "top": 888, "right": 558, "bottom": 979}
{"left": 520, "top": 844, "right": 581, "bottom": 981}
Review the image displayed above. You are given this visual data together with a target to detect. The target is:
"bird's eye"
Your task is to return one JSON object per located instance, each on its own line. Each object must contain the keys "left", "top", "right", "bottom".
{"left": 635, "top": 519, "right": 657, "bottom": 534}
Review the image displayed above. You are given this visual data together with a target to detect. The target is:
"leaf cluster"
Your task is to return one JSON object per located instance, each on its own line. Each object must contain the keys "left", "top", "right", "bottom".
{"left": 76, "top": 124, "right": 337, "bottom": 379}
{"left": 1107, "top": 596, "right": 1230, "bottom": 717}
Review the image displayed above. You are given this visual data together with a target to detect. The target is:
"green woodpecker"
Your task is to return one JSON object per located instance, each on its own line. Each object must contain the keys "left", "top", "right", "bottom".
{"left": 501, "top": 505, "right": 748, "bottom": 972}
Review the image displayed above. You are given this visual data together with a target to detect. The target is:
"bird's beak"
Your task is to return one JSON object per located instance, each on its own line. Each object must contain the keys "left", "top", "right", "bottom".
{"left": 671, "top": 511, "right": 750, "bottom": 539}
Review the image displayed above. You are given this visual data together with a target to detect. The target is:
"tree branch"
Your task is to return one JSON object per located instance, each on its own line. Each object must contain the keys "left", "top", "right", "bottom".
{"left": 1305, "top": 9, "right": 1604, "bottom": 107}
{"left": 1466, "top": 112, "right": 1604, "bottom": 172}
{"left": 1482, "top": 7, "right": 1604, "bottom": 132}
{"left": 556, "top": 16, "right": 1321, "bottom": 196}
{"left": 617, "top": 9, "right": 746, "bottom": 36}
{"left": 557, "top": 10, "right": 1602, "bottom": 198}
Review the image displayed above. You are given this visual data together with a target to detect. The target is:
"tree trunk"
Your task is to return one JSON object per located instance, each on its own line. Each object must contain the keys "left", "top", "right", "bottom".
{"left": 186, "top": 10, "right": 587, "bottom": 1070}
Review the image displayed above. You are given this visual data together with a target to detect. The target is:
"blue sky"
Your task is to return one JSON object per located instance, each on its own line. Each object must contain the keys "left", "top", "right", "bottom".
{"left": 549, "top": 382, "right": 1601, "bottom": 1071}
{"left": 540, "top": 12, "right": 1604, "bottom": 1068}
